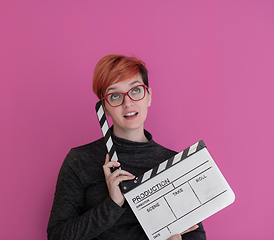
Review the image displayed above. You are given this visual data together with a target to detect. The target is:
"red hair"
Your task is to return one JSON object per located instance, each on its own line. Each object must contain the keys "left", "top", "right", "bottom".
{"left": 92, "top": 54, "right": 148, "bottom": 100}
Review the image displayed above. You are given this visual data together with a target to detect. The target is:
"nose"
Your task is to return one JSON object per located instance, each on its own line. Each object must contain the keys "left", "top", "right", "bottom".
{"left": 122, "top": 94, "right": 133, "bottom": 108}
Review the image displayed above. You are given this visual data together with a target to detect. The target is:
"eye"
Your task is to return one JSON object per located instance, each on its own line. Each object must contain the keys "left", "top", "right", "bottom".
{"left": 110, "top": 93, "right": 121, "bottom": 100}
{"left": 131, "top": 87, "right": 141, "bottom": 94}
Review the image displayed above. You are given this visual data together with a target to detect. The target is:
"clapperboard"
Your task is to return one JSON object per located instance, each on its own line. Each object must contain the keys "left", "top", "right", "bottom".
{"left": 96, "top": 101, "right": 235, "bottom": 240}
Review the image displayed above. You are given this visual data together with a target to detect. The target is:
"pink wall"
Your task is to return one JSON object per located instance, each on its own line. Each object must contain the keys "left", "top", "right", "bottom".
{"left": 1, "top": 1, "right": 274, "bottom": 239}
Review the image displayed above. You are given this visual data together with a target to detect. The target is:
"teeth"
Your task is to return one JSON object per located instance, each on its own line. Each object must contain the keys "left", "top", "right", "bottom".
{"left": 125, "top": 112, "right": 137, "bottom": 117}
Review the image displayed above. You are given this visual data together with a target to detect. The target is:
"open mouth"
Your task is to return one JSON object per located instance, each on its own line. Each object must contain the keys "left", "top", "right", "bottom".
{"left": 124, "top": 112, "right": 138, "bottom": 118}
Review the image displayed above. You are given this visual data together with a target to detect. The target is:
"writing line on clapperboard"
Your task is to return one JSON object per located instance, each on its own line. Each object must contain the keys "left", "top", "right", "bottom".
{"left": 134, "top": 159, "right": 211, "bottom": 209}
{"left": 151, "top": 189, "right": 228, "bottom": 236}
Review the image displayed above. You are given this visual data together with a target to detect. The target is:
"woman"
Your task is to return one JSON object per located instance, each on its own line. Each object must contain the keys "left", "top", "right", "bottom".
{"left": 47, "top": 54, "right": 206, "bottom": 240}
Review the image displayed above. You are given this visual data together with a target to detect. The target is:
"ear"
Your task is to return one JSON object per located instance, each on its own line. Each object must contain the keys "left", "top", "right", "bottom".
{"left": 147, "top": 87, "right": 152, "bottom": 107}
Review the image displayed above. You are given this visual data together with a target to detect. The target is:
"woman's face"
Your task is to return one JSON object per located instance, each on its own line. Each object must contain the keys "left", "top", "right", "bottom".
{"left": 104, "top": 73, "right": 152, "bottom": 140}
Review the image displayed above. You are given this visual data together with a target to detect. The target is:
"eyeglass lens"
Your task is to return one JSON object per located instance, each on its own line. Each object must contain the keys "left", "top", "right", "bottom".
{"left": 106, "top": 85, "right": 145, "bottom": 107}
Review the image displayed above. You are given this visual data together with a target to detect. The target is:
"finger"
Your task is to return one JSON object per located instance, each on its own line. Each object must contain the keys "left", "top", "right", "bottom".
{"left": 103, "top": 161, "right": 121, "bottom": 176}
{"left": 110, "top": 174, "right": 136, "bottom": 186}
{"left": 110, "top": 169, "right": 134, "bottom": 178}
{"left": 190, "top": 225, "right": 199, "bottom": 231}
{"left": 181, "top": 225, "right": 199, "bottom": 235}
{"left": 104, "top": 160, "right": 121, "bottom": 169}
{"left": 104, "top": 154, "right": 110, "bottom": 165}
{"left": 107, "top": 171, "right": 135, "bottom": 186}
{"left": 167, "top": 234, "right": 181, "bottom": 240}
{"left": 103, "top": 154, "right": 120, "bottom": 169}
{"left": 103, "top": 154, "right": 120, "bottom": 176}
{"left": 103, "top": 154, "right": 111, "bottom": 177}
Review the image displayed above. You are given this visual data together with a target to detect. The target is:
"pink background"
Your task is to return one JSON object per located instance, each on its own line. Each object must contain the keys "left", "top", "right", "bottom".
{"left": 1, "top": 1, "right": 273, "bottom": 239}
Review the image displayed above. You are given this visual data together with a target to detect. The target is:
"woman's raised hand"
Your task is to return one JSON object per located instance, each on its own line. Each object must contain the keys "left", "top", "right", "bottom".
{"left": 103, "top": 154, "right": 135, "bottom": 206}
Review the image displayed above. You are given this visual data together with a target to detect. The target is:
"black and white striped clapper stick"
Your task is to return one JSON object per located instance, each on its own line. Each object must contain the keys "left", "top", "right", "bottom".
{"left": 120, "top": 140, "right": 206, "bottom": 193}
{"left": 95, "top": 101, "right": 118, "bottom": 163}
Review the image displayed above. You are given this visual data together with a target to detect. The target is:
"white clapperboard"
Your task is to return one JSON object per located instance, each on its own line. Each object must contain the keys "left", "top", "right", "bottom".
{"left": 96, "top": 101, "right": 235, "bottom": 240}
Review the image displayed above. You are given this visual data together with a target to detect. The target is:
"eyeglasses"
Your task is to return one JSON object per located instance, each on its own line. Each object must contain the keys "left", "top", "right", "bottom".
{"left": 103, "top": 84, "right": 148, "bottom": 107}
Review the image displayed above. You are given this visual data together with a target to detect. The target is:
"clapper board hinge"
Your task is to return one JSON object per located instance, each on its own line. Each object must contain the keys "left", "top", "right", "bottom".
{"left": 120, "top": 140, "right": 206, "bottom": 194}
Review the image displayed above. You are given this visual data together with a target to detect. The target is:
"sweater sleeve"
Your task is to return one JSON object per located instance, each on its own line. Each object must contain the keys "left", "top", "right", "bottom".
{"left": 47, "top": 150, "right": 125, "bottom": 240}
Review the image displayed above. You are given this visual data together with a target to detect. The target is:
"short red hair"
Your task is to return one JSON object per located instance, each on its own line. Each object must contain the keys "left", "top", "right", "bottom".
{"left": 92, "top": 54, "right": 148, "bottom": 100}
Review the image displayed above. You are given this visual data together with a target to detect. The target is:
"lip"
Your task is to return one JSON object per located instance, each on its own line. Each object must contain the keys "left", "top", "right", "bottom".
{"left": 124, "top": 111, "right": 138, "bottom": 118}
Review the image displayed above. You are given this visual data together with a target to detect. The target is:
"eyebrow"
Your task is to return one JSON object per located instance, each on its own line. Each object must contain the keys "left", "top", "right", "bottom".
{"left": 106, "top": 80, "right": 143, "bottom": 93}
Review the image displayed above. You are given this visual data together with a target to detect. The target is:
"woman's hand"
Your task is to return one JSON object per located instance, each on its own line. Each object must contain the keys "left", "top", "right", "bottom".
{"left": 167, "top": 234, "right": 181, "bottom": 240}
{"left": 103, "top": 154, "right": 135, "bottom": 207}
{"left": 167, "top": 225, "right": 199, "bottom": 239}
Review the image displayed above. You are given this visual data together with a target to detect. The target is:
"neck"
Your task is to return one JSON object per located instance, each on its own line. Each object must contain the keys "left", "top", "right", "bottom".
{"left": 113, "top": 126, "right": 148, "bottom": 143}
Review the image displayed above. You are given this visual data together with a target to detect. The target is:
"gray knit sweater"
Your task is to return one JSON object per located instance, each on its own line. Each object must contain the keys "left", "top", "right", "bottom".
{"left": 47, "top": 130, "right": 206, "bottom": 240}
